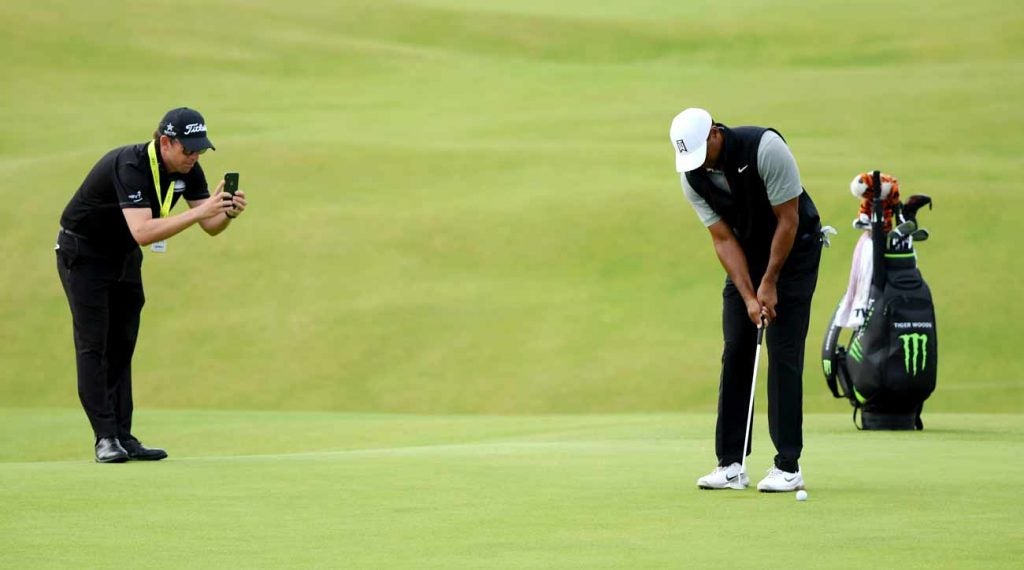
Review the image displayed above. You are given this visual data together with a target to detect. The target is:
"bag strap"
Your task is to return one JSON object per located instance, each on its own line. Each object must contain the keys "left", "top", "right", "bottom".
{"left": 822, "top": 308, "right": 843, "bottom": 398}
{"left": 826, "top": 358, "right": 842, "bottom": 398}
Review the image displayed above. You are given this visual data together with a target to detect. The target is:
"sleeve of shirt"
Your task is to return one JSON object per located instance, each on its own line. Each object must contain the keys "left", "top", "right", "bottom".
{"left": 114, "top": 154, "right": 154, "bottom": 209}
{"left": 680, "top": 173, "right": 721, "bottom": 227}
{"left": 183, "top": 162, "right": 210, "bottom": 200}
{"left": 757, "top": 131, "right": 803, "bottom": 206}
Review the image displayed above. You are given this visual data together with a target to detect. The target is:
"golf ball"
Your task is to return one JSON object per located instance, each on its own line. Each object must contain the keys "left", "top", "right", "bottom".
{"left": 796, "top": 490, "right": 808, "bottom": 501}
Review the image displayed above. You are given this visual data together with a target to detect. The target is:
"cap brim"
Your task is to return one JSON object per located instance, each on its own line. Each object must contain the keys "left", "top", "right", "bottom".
{"left": 675, "top": 143, "right": 707, "bottom": 172}
{"left": 180, "top": 137, "right": 215, "bottom": 152}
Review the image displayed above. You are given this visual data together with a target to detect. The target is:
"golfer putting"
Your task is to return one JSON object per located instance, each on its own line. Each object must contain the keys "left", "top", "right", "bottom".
{"left": 669, "top": 108, "right": 823, "bottom": 492}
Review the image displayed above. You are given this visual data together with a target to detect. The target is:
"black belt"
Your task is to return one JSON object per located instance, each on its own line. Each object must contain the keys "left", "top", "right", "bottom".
{"left": 59, "top": 226, "right": 89, "bottom": 240}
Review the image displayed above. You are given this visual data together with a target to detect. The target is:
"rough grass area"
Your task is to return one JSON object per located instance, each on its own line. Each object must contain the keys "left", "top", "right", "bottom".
{"left": 1, "top": 0, "right": 1021, "bottom": 414}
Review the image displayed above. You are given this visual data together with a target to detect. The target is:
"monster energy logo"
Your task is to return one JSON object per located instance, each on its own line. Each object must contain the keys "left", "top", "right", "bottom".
{"left": 899, "top": 333, "right": 929, "bottom": 376}
{"left": 849, "top": 338, "right": 863, "bottom": 363}
{"left": 823, "top": 359, "right": 832, "bottom": 376}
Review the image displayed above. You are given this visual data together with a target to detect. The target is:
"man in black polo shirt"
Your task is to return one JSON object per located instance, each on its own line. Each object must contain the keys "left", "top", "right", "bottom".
{"left": 669, "top": 107, "right": 822, "bottom": 492}
{"left": 56, "top": 107, "right": 247, "bottom": 463}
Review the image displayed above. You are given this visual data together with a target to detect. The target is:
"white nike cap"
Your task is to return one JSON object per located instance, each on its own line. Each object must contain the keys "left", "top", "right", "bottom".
{"left": 669, "top": 107, "right": 713, "bottom": 172}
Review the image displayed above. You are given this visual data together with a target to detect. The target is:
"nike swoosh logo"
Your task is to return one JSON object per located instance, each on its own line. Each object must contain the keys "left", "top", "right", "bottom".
{"left": 784, "top": 475, "right": 799, "bottom": 482}
{"left": 726, "top": 474, "right": 738, "bottom": 482}
{"left": 738, "top": 165, "right": 749, "bottom": 173}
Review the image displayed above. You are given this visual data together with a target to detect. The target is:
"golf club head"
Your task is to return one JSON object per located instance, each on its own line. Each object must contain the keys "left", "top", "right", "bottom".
{"left": 820, "top": 225, "right": 838, "bottom": 248}
{"left": 725, "top": 478, "right": 747, "bottom": 490}
{"left": 894, "top": 220, "right": 917, "bottom": 237}
{"left": 911, "top": 228, "right": 929, "bottom": 242}
{"left": 888, "top": 232, "right": 913, "bottom": 253}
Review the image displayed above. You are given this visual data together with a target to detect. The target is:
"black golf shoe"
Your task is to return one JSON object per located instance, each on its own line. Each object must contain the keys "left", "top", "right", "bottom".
{"left": 95, "top": 437, "right": 129, "bottom": 463}
{"left": 121, "top": 437, "right": 168, "bottom": 461}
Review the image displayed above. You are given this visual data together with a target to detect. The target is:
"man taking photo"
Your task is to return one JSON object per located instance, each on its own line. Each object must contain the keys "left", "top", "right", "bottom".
{"left": 55, "top": 107, "right": 246, "bottom": 463}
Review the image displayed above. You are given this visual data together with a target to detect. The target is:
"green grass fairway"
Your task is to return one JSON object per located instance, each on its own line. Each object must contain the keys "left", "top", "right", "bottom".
{"left": 1, "top": 410, "right": 1022, "bottom": 568}
{"left": 2, "top": 0, "right": 1022, "bottom": 414}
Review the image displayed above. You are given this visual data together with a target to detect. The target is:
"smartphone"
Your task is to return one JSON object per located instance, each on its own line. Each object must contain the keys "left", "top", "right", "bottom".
{"left": 224, "top": 172, "right": 240, "bottom": 195}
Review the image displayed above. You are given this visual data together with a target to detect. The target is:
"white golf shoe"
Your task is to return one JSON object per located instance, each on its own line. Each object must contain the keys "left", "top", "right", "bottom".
{"left": 697, "top": 462, "right": 748, "bottom": 490}
{"left": 756, "top": 467, "right": 805, "bottom": 492}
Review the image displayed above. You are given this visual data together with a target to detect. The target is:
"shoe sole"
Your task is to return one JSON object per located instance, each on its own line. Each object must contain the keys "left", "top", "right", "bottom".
{"left": 95, "top": 456, "right": 129, "bottom": 464}
{"left": 127, "top": 454, "right": 168, "bottom": 461}
{"left": 698, "top": 482, "right": 749, "bottom": 490}
{"left": 758, "top": 485, "right": 805, "bottom": 493}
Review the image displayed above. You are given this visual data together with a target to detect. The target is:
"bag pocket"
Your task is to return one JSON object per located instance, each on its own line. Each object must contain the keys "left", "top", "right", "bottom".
{"left": 882, "top": 295, "right": 937, "bottom": 404}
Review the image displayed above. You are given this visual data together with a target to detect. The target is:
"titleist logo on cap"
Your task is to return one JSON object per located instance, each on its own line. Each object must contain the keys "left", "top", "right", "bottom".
{"left": 163, "top": 122, "right": 207, "bottom": 137}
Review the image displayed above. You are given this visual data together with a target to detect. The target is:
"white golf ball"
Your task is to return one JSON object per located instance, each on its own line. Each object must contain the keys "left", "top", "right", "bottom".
{"left": 796, "top": 490, "right": 808, "bottom": 501}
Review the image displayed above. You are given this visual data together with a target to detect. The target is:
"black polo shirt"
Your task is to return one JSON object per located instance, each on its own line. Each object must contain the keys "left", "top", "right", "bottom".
{"left": 59, "top": 142, "right": 210, "bottom": 256}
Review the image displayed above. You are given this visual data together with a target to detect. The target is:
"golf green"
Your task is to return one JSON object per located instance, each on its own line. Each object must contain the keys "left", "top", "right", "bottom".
{"left": 2, "top": 410, "right": 1021, "bottom": 568}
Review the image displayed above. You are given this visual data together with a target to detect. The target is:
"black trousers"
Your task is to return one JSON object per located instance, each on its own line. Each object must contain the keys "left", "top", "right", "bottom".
{"left": 715, "top": 240, "right": 821, "bottom": 473}
{"left": 56, "top": 230, "right": 145, "bottom": 440}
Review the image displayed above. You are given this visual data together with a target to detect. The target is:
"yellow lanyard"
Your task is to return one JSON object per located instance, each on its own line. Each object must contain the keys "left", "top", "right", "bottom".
{"left": 146, "top": 141, "right": 174, "bottom": 218}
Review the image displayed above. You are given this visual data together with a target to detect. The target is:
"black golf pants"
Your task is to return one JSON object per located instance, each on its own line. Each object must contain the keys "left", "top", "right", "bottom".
{"left": 715, "top": 246, "right": 821, "bottom": 473}
{"left": 56, "top": 231, "right": 145, "bottom": 440}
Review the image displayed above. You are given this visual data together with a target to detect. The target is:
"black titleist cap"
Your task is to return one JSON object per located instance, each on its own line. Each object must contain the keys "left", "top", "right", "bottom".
{"left": 157, "top": 107, "right": 215, "bottom": 152}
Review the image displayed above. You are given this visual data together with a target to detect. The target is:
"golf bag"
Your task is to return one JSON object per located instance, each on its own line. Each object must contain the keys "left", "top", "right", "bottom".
{"left": 822, "top": 171, "right": 938, "bottom": 430}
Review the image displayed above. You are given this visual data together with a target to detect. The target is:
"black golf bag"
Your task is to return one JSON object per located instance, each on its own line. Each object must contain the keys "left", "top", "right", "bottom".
{"left": 822, "top": 171, "right": 938, "bottom": 429}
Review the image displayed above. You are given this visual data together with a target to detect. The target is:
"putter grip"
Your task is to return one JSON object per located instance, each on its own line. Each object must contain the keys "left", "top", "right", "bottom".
{"left": 756, "top": 324, "right": 765, "bottom": 345}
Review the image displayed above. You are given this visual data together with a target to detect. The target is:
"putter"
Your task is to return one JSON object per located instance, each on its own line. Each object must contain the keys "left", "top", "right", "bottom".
{"left": 728, "top": 315, "right": 767, "bottom": 490}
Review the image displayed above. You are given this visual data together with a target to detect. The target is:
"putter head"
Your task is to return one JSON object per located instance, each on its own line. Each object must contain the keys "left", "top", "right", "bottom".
{"left": 725, "top": 479, "right": 747, "bottom": 490}
{"left": 725, "top": 467, "right": 749, "bottom": 490}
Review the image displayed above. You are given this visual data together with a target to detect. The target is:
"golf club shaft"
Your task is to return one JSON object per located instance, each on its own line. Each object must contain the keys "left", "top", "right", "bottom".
{"left": 739, "top": 322, "right": 766, "bottom": 483}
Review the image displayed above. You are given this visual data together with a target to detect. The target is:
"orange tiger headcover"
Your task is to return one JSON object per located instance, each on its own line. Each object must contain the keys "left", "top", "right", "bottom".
{"left": 850, "top": 172, "right": 901, "bottom": 232}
